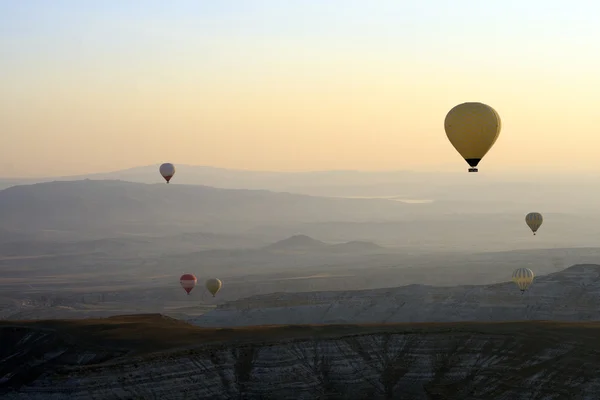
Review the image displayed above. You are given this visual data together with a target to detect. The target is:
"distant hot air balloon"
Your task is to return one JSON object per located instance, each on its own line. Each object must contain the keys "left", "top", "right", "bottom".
{"left": 444, "top": 102, "right": 502, "bottom": 172}
{"left": 180, "top": 273, "right": 197, "bottom": 295}
{"left": 525, "top": 212, "right": 543, "bottom": 235}
{"left": 159, "top": 163, "right": 176, "bottom": 183}
{"left": 512, "top": 268, "right": 534, "bottom": 294}
{"left": 205, "top": 278, "right": 222, "bottom": 297}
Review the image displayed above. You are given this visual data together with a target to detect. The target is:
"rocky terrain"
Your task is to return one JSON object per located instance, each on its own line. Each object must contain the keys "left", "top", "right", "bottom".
{"left": 2, "top": 314, "right": 600, "bottom": 399}
{"left": 191, "top": 264, "right": 600, "bottom": 327}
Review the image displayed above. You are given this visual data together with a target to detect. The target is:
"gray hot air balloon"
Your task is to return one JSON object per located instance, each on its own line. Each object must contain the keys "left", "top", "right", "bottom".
{"left": 159, "top": 163, "right": 176, "bottom": 183}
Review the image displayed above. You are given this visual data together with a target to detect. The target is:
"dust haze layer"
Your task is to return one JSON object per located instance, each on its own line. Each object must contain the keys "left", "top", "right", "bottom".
{"left": 1, "top": 178, "right": 599, "bottom": 323}
{"left": 1, "top": 178, "right": 599, "bottom": 252}
{"left": 3, "top": 165, "right": 600, "bottom": 210}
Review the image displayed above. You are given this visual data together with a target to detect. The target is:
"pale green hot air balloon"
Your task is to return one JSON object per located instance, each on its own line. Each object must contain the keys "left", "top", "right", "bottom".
{"left": 205, "top": 278, "right": 222, "bottom": 297}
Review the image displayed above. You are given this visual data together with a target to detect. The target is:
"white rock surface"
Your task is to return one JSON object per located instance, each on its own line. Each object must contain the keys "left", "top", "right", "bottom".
{"left": 190, "top": 264, "right": 600, "bottom": 327}
{"left": 4, "top": 326, "right": 600, "bottom": 399}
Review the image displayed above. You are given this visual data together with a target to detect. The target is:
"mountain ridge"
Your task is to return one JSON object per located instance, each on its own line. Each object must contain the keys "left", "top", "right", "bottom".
{"left": 263, "top": 235, "right": 385, "bottom": 253}
{"left": 4, "top": 164, "right": 598, "bottom": 207}
{"left": 264, "top": 234, "right": 328, "bottom": 250}
{"left": 0, "top": 179, "right": 414, "bottom": 239}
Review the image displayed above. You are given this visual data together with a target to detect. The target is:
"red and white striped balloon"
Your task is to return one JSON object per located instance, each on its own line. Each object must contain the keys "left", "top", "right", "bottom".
{"left": 179, "top": 273, "right": 197, "bottom": 295}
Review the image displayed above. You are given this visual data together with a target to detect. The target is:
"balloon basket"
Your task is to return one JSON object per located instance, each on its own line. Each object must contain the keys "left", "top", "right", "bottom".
{"left": 468, "top": 168, "right": 478, "bottom": 172}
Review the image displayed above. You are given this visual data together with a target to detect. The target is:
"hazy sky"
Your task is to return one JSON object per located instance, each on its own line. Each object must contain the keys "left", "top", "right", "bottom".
{"left": 2, "top": 0, "right": 600, "bottom": 177}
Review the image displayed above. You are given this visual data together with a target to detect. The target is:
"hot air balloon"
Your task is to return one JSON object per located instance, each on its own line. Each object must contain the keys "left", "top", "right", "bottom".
{"left": 159, "top": 163, "right": 176, "bottom": 183}
{"left": 525, "top": 212, "right": 543, "bottom": 235}
{"left": 444, "top": 102, "right": 502, "bottom": 172}
{"left": 180, "top": 273, "right": 197, "bottom": 295}
{"left": 205, "top": 278, "right": 222, "bottom": 297}
{"left": 512, "top": 268, "right": 534, "bottom": 294}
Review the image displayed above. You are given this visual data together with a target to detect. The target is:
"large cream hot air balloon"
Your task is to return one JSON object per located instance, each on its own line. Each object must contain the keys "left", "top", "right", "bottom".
{"left": 179, "top": 273, "right": 197, "bottom": 295}
{"left": 512, "top": 268, "right": 534, "bottom": 294}
{"left": 205, "top": 278, "right": 222, "bottom": 297}
{"left": 444, "top": 102, "right": 502, "bottom": 172}
{"left": 159, "top": 163, "right": 176, "bottom": 183}
{"left": 525, "top": 212, "right": 543, "bottom": 235}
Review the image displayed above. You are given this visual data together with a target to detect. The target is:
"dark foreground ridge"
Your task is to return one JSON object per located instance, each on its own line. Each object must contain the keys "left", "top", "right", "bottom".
{"left": 4, "top": 314, "right": 600, "bottom": 399}
{"left": 4, "top": 313, "right": 600, "bottom": 353}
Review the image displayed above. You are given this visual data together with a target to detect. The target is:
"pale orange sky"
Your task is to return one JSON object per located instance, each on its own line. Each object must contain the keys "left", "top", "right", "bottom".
{"left": 2, "top": 1, "right": 600, "bottom": 177}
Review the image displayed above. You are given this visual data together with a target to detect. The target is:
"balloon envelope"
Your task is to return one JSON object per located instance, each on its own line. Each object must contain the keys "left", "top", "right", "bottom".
{"left": 180, "top": 273, "right": 197, "bottom": 295}
{"left": 205, "top": 278, "right": 222, "bottom": 297}
{"left": 512, "top": 268, "right": 534, "bottom": 292}
{"left": 525, "top": 212, "right": 543, "bottom": 235}
{"left": 159, "top": 163, "right": 176, "bottom": 183}
{"left": 444, "top": 102, "right": 501, "bottom": 172}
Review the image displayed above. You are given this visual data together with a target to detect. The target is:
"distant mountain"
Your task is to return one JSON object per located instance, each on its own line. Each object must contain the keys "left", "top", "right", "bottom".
{"left": 0, "top": 179, "right": 415, "bottom": 239}
{"left": 264, "top": 236, "right": 384, "bottom": 253}
{"left": 264, "top": 235, "right": 328, "bottom": 251}
{"left": 4, "top": 165, "right": 600, "bottom": 214}
{"left": 330, "top": 240, "right": 384, "bottom": 252}
{"left": 0, "top": 165, "right": 462, "bottom": 191}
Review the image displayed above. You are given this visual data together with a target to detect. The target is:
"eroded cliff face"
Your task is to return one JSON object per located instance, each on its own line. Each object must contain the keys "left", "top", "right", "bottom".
{"left": 3, "top": 321, "right": 600, "bottom": 399}
{"left": 0, "top": 326, "right": 126, "bottom": 390}
{"left": 192, "top": 264, "right": 600, "bottom": 327}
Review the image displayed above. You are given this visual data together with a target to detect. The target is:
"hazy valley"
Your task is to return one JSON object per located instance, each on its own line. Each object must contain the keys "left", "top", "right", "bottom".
{"left": 2, "top": 173, "right": 600, "bottom": 319}
{"left": 3, "top": 170, "right": 600, "bottom": 398}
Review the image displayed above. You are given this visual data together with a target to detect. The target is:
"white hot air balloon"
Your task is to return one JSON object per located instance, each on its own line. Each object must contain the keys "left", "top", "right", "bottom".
{"left": 159, "top": 163, "right": 176, "bottom": 183}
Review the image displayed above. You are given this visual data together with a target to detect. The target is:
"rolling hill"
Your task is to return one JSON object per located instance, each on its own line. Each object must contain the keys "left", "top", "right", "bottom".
{"left": 0, "top": 231, "right": 269, "bottom": 259}
{"left": 262, "top": 235, "right": 384, "bottom": 253}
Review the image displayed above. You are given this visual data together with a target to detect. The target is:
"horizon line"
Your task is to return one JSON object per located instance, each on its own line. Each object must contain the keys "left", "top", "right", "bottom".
{"left": 1, "top": 163, "right": 599, "bottom": 180}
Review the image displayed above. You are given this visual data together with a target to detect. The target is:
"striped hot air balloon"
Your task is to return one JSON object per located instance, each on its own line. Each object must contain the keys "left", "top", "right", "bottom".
{"left": 179, "top": 273, "right": 197, "bottom": 295}
{"left": 525, "top": 212, "right": 543, "bottom": 235}
{"left": 512, "top": 268, "right": 534, "bottom": 294}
